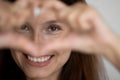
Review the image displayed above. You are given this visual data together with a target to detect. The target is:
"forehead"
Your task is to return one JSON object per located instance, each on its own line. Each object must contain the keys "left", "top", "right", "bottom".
{"left": 26, "top": 0, "right": 60, "bottom": 26}
{"left": 27, "top": 8, "right": 57, "bottom": 26}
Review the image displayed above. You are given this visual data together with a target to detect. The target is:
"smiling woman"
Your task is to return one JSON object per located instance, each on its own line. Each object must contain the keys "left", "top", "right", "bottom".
{"left": 0, "top": 0, "right": 108, "bottom": 80}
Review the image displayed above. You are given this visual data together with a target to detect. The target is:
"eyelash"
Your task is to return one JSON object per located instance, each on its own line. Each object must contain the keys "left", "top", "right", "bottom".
{"left": 47, "top": 24, "right": 62, "bottom": 33}
{"left": 17, "top": 23, "right": 62, "bottom": 35}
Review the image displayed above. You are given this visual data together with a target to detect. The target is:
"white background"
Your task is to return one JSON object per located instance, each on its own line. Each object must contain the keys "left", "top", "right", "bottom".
{"left": 86, "top": 0, "right": 120, "bottom": 80}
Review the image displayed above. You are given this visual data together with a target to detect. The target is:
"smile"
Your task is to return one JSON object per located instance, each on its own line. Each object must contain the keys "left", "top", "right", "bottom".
{"left": 24, "top": 53, "right": 55, "bottom": 67}
{"left": 27, "top": 55, "right": 51, "bottom": 63}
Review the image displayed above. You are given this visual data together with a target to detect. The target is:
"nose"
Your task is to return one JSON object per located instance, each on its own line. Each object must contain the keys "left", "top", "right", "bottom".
{"left": 28, "top": 32, "right": 47, "bottom": 57}
{"left": 32, "top": 31, "right": 45, "bottom": 47}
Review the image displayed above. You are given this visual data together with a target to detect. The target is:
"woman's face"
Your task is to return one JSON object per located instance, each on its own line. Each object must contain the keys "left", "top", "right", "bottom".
{"left": 11, "top": 7, "right": 71, "bottom": 80}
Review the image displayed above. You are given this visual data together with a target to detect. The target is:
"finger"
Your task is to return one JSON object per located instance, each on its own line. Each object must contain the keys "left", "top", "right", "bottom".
{"left": 14, "top": 0, "right": 29, "bottom": 8}
{"left": 41, "top": 33, "right": 97, "bottom": 54}
{"left": 15, "top": 0, "right": 44, "bottom": 18}
{"left": 42, "top": 0, "right": 76, "bottom": 32}
{"left": 41, "top": 34, "right": 78, "bottom": 53}
{"left": 65, "top": 9, "right": 82, "bottom": 33}
{"left": 0, "top": 33, "right": 37, "bottom": 54}
{"left": 43, "top": 1, "right": 92, "bottom": 33}
{"left": 43, "top": 0, "right": 67, "bottom": 11}
{"left": 42, "top": 0, "right": 68, "bottom": 18}
{"left": 11, "top": 0, "right": 39, "bottom": 26}
{"left": 77, "top": 11, "right": 93, "bottom": 33}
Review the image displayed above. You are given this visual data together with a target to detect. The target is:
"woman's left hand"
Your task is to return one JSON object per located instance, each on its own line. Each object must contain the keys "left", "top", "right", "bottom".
{"left": 40, "top": 1, "right": 118, "bottom": 55}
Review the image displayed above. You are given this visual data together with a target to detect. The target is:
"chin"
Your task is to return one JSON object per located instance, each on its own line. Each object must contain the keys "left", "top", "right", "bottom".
{"left": 11, "top": 50, "right": 71, "bottom": 80}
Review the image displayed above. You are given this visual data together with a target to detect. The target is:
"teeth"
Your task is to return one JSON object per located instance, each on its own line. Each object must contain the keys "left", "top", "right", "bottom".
{"left": 28, "top": 56, "right": 51, "bottom": 63}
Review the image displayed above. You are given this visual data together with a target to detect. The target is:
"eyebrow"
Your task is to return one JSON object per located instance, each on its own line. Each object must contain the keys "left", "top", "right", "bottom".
{"left": 45, "top": 20, "right": 58, "bottom": 24}
{"left": 44, "top": 20, "right": 70, "bottom": 29}
{"left": 45, "top": 20, "right": 67, "bottom": 25}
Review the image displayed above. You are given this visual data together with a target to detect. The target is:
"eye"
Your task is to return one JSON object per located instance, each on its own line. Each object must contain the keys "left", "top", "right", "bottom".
{"left": 15, "top": 24, "right": 32, "bottom": 34}
{"left": 20, "top": 24, "right": 30, "bottom": 32}
{"left": 47, "top": 24, "right": 62, "bottom": 32}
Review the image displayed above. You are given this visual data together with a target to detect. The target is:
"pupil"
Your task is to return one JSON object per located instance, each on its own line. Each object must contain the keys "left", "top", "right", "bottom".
{"left": 21, "top": 25, "right": 29, "bottom": 31}
{"left": 51, "top": 26, "right": 57, "bottom": 31}
{"left": 49, "top": 24, "right": 60, "bottom": 31}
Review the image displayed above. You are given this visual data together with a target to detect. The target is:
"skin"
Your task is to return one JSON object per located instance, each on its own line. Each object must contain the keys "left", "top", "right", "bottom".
{"left": 0, "top": 0, "right": 120, "bottom": 80}
{"left": 0, "top": 0, "right": 41, "bottom": 54}
{"left": 40, "top": 1, "right": 120, "bottom": 70}
{"left": 11, "top": 6, "right": 72, "bottom": 80}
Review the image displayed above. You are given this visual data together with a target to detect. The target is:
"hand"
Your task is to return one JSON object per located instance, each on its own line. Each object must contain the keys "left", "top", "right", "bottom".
{"left": 0, "top": 0, "right": 40, "bottom": 54}
{"left": 0, "top": 32, "right": 39, "bottom": 54}
{"left": 0, "top": 0, "right": 39, "bottom": 29}
{"left": 41, "top": 1, "right": 118, "bottom": 55}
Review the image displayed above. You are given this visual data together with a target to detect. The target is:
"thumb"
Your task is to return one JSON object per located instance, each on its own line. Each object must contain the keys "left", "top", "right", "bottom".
{"left": 41, "top": 35, "right": 80, "bottom": 53}
{"left": 0, "top": 33, "right": 38, "bottom": 54}
{"left": 41, "top": 34, "right": 95, "bottom": 54}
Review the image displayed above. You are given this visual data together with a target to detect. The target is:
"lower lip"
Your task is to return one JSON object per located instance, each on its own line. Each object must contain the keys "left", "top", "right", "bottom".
{"left": 25, "top": 56, "right": 53, "bottom": 67}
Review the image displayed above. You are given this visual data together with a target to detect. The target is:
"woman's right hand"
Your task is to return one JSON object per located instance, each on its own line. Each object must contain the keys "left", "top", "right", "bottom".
{"left": 0, "top": 0, "right": 39, "bottom": 54}
{"left": 0, "top": 0, "right": 37, "bottom": 28}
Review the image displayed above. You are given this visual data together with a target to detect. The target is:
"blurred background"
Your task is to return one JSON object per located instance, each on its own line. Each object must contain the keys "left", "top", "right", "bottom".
{"left": 86, "top": 0, "right": 120, "bottom": 80}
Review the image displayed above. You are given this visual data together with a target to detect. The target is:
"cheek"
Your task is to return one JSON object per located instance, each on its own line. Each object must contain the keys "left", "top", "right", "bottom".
{"left": 11, "top": 51, "right": 19, "bottom": 63}
{"left": 56, "top": 50, "right": 71, "bottom": 66}
{"left": 11, "top": 50, "right": 24, "bottom": 68}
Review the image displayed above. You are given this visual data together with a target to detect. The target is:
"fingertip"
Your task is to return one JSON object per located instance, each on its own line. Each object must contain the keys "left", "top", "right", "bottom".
{"left": 14, "top": 0, "right": 28, "bottom": 8}
{"left": 44, "top": 1, "right": 67, "bottom": 12}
